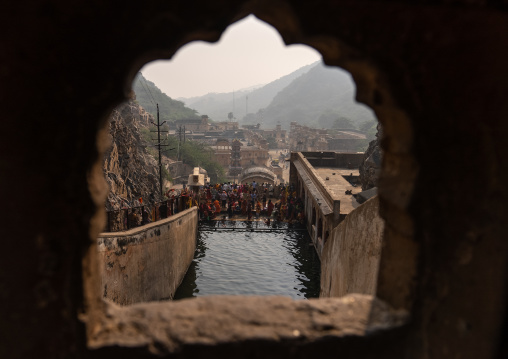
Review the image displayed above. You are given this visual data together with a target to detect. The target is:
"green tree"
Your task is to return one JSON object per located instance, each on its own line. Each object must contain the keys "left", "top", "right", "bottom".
{"left": 359, "top": 120, "right": 377, "bottom": 133}
{"left": 163, "top": 136, "right": 226, "bottom": 182}
{"left": 317, "top": 109, "right": 340, "bottom": 128}
{"left": 140, "top": 127, "right": 227, "bottom": 182}
{"left": 332, "top": 117, "right": 355, "bottom": 129}
{"left": 133, "top": 73, "right": 200, "bottom": 125}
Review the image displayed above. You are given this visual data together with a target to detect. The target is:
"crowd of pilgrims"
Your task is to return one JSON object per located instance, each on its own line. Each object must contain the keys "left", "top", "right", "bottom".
{"left": 174, "top": 181, "right": 306, "bottom": 224}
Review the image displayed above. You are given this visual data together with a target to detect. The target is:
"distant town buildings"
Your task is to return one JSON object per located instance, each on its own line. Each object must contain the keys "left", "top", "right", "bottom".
{"left": 209, "top": 138, "right": 231, "bottom": 168}
{"left": 210, "top": 121, "right": 239, "bottom": 131}
{"left": 258, "top": 124, "right": 287, "bottom": 148}
{"left": 242, "top": 123, "right": 288, "bottom": 149}
{"left": 289, "top": 122, "right": 367, "bottom": 152}
{"left": 138, "top": 108, "right": 331, "bottom": 186}
{"left": 175, "top": 119, "right": 284, "bottom": 181}
{"left": 209, "top": 137, "right": 270, "bottom": 177}
{"left": 240, "top": 143, "right": 269, "bottom": 168}
{"left": 169, "top": 117, "right": 367, "bottom": 184}
{"left": 174, "top": 115, "right": 210, "bottom": 132}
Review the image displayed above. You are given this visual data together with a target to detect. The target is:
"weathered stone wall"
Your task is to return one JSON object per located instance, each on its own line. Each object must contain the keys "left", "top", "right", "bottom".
{"left": 320, "top": 196, "right": 384, "bottom": 298}
{"left": 291, "top": 153, "right": 341, "bottom": 260}
{"left": 97, "top": 208, "right": 198, "bottom": 305}
{"left": 301, "top": 151, "right": 364, "bottom": 168}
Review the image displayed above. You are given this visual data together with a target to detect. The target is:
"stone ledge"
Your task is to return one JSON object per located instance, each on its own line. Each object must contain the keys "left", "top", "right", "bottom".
{"left": 87, "top": 294, "right": 407, "bottom": 356}
{"left": 98, "top": 207, "right": 198, "bottom": 238}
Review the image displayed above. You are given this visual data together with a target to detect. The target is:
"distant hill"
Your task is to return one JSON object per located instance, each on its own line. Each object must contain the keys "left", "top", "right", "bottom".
{"left": 179, "top": 62, "right": 317, "bottom": 121}
{"left": 253, "top": 62, "right": 376, "bottom": 129}
{"left": 133, "top": 73, "right": 200, "bottom": 124}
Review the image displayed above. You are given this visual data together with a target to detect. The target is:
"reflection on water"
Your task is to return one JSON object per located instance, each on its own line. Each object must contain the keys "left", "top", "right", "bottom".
{"left": 174, "top": 220, "right": 321, "bottom": 300}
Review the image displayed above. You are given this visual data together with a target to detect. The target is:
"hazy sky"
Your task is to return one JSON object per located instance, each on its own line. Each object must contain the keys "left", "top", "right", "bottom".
{"left": 140, "top": 15, "right": 321, "bottom": 99}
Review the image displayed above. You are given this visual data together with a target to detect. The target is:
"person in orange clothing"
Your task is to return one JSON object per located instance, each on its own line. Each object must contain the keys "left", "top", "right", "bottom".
{"left": 214, "top": 199, "right": 221, "bottom": 214}
{"left": 254, "top": 200, "right": 261, "bottom": 218}
{"left": 255, "top": 200, "right": 262, "bottom": 218}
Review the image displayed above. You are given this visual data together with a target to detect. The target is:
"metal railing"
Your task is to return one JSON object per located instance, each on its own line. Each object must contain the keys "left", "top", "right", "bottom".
{"left": 104, "top": 194, "right": 190, "bottom": 232}
{"left": 103, "top": 183, "right": 298, "bottom": 232}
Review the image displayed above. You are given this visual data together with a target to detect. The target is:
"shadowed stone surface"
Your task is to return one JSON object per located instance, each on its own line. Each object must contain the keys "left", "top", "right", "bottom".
{"left": 320, "top": 197, "right": 384, "bottom": 298}
{"left": 359, "top": 125, "right": 382, "bottom": 191}
{"left": 98, "top": 208, "right": 198, "bottom": 305}
{"left": 0, "top": 1, "right": 507, "bottom": 359}
{"left": 89, "top": 294, "right": 407, "bottom": 356}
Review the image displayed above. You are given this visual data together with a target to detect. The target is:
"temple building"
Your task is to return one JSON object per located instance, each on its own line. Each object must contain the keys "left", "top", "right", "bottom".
{"left": 229, "top": 139, "right": 243, "bottom": 177}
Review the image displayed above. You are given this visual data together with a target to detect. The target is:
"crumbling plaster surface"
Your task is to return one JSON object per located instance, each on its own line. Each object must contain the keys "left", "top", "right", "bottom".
{"left": 88, "top": 294, "right": 408, "bottom": 357}
{"left": 1, "top": 0, "right": 507, "bottom": 358}
{"left": 97, "top": 208, "right": 198, "bottom": 305}
{"left": 320, "top": 196, "right": 384, "bottom": 298}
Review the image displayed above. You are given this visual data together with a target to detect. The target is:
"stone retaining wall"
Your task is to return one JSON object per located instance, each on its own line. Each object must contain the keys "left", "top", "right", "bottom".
{"left": 320, "top": 196, "right": 384, "bottom": 297}
{"left": 97, "top": 207, "right": 198, "bottom": 305}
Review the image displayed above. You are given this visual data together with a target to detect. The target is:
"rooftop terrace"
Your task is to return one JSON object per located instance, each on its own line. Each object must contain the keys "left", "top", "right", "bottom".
{"left": 313, "top": 167, "right": 362, "bottom": 215}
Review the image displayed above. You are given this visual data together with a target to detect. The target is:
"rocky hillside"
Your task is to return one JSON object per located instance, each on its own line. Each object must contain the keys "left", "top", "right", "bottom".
{"left": 133, "top": 73, "right": 200, "bottom": 124}
{"left": 359, "top": 124, "right": 382, "bottom": 191}
{"left": 103, "top": 100, "right": 161, "bottom": 210}
{"left": 258, "top": 62, "right": 376, "bottom": 129}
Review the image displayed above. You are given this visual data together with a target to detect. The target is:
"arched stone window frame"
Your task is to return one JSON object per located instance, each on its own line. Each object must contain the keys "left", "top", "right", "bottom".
{"left": 3, "top": 2, "right": 507, "bottom": 358}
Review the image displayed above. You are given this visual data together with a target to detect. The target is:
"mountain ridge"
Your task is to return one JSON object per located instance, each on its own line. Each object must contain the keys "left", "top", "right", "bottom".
{"left": 135, "top": 61, "right": 377, "bottom": 132}
{"left": 179, "top": 61, "right": 318, "bottom": 121}
{"left": 252, "top": 62, "right": 376, "bottom": 129}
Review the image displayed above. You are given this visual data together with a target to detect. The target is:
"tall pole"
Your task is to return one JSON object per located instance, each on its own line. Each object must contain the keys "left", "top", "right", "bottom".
{"left": 157, "top": 104, "right": 163, "bottom": 198}
{"left": 150, "top": 104, "right": 167, "bottom": 198}
{"left": 246, "top": 95, "right": 248, "bottom": 117}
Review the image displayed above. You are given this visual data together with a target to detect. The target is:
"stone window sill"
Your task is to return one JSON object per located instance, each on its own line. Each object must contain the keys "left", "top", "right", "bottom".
{"left": 86, "top": 294, "right": 407, "bottom": 355}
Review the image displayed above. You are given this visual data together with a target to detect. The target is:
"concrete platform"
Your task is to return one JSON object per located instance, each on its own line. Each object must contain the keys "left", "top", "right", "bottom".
{"left": 313, "top": 167, "right": 362, "bottom": 215}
